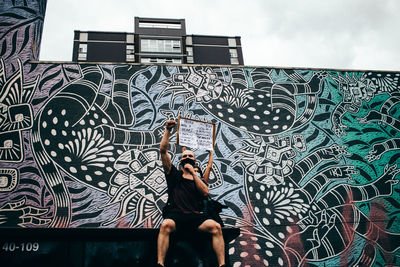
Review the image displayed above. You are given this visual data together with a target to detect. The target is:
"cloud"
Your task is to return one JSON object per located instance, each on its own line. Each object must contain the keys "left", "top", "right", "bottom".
{"left": 39, "top": 0, "right": 400, "bottom": 71}
{"left": 241, "top": 0, "right": 400, "bottom": 70}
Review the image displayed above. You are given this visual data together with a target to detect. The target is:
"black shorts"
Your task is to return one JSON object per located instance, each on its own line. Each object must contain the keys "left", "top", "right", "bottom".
{"left": 163, "top": 212, "right": 211, "bottom": 232}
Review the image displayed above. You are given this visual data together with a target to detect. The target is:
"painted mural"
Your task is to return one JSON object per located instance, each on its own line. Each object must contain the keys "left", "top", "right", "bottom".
{"left": 1, "top": 1, "right": 400, "bottom": 266}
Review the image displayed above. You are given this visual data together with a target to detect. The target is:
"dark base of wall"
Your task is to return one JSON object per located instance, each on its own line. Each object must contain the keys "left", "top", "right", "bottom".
{"left": 0, "top": 228, "right": 239, "bottom": 267}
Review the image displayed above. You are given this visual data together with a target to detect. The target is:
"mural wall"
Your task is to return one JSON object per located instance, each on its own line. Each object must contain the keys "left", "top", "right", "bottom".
{"left": 1, "top": 1, "right": 400, "bottom": 266}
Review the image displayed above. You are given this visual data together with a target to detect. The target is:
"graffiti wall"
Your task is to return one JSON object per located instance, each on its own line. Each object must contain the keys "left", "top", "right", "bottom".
{"left": 1, "top": 1, "right": 400, "bottom": 266}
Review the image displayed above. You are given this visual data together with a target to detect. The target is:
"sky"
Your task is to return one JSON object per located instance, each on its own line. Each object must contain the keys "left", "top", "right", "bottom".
{"left": 39, "top": 0, "right": 400, "bottom": 71}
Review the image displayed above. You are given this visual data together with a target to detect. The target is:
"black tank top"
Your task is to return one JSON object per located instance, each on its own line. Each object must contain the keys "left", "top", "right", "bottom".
{"left": 165, "top": 165, "right": 206, "bottom": 214}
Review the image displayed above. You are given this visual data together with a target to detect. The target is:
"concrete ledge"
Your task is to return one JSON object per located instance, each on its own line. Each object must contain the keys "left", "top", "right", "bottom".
{"left": 0, "top": 227, "right": 240, "bottom": 266}
{"left": 0, "top": 227, "right": 240, "bottom": 242}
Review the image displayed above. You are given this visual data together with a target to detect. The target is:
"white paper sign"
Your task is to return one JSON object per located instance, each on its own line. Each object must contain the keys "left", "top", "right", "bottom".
{"left": 178, "top": 117, "right": 215, "bottom": 150}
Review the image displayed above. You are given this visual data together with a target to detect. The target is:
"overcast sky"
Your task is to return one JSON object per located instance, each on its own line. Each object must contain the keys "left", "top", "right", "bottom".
{"left": 39, "top": 0, "right": 400, "bottom": 71}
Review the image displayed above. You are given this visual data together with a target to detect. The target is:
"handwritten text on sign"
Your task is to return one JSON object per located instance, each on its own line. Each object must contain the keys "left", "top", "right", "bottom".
{"left": 178, "top": 117, "right": 215, "bottom": 150}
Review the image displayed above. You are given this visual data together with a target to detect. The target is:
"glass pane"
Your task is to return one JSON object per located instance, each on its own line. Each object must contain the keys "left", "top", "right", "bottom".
{"left": 79, "top": 33, "right": 88, "bottom": 42}
{"left": 141, "top": 39, "right": 180, "bottom": 53}
{"left": 228, "top": 38, "right": 236, "bottom": 47}
{"left": 230, "top": 49, "right": 238, "bottom": 58}
{"left": 230, "top": 58, "right": 239, "bottom": 64}
{"left": 139, "top": 22, "right": 181, "bottom": 29}
{"left": 79, "top": 44, "right": 87, "bottom": 53}
{"left": 126, "top": 55, "right": 135, "bottom": 61}
{"left": 126, "top": 34, "right": 134, "bottom": 43}
{"left": 78, "top": 53, "right": 87, "bottom": 60}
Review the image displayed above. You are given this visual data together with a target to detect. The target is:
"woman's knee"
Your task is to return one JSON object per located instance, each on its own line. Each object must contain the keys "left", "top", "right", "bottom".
{"left": 213, "top": 221, "right": 222, "bottom": 234}
{"left": 202, "top": 219, "right": 222, "bottom": 234}
{"left": 160, "top": 219, "right": 176, "bottom": 234}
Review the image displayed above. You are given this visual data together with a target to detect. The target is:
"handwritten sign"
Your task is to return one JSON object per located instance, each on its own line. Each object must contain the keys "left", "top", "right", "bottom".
{"left": 177, "top": 117, "right": 216, "bottom": 150}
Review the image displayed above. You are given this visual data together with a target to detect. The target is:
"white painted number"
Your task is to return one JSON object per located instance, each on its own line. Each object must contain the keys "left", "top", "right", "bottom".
{"left": 2, "top": 242, "right": 39, "bottom": 252}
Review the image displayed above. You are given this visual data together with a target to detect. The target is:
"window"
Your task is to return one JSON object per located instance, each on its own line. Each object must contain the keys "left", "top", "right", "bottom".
{"left": 186, "top": 36, "right": 192, "bottom": 45}
{"left": 78, "top": 53, "right": 87, "bottom": 61}
{"left": 230, "top": 58, "right": 239, "bottom": 65}
{"left": 126, "top": 45, "right": 135, "bottom": 54}
{"left": 126, "top": 45, "right": 135, "bottom": 61}
{"left": 126, "top": 34, "right": 134, "bottom": 44}
{"left": 141, "top": 39, "right": 181, "bottom": 53}
{"left": 229, "top": 49, "right": 238, "bottom": 58}
{"left": 79, "top": 32, "right": 88, "bottom": 42}
{"left": 140, "top": 57, "right": 182, "bottom": 64}
{"left": 78, "top": 43, "right": 87, "bottom": 61}
{"left": 173, "top": 41, "right": 180, "bottom": 48}
{"left": 187, "top": 57, "right": 194, "bottom": 63}
{"left": 139, "top": 22, "right": 181, "bottom": 29}
{"left": 79, "top": 44, "right": 87, "bottom": 53}
{"left": 228, "top": 38, "right": 236, "bottom": 47}
{"left": 126, "top": 55, "right": 135, "bottom": 61}
{"left": 186, "top": 47, "right": 193, "bottom": 56}
{"left": 230, "top": 48, "right": 239, "bottom": 64}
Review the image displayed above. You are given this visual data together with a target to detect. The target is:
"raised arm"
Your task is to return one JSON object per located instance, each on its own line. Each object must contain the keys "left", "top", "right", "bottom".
{"left": 203, "top": 150, "right": 213, "bottom": 183}
{"left": 160, "top": 120, "right": 176, "bottom": 175}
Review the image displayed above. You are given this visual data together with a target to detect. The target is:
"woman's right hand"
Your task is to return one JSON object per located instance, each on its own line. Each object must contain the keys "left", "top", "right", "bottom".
{"left": 165, "top": 120, "right": 176, "bottom": 130}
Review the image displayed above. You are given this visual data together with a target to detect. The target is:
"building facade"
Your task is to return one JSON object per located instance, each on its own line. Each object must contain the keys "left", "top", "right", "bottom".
{"left": 3, "top": 2, "right": 400, "bottom": 267}
{"left": 72, "top": 17, "right": 244, "bottom": 65}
